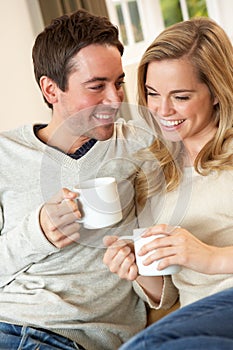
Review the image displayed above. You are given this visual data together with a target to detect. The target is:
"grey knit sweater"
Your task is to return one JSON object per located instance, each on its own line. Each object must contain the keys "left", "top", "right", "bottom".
{"left": 0, "top": 119, "right": 156, "bottom": 350}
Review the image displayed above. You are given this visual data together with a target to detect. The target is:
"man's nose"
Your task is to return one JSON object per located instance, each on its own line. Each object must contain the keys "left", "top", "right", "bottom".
{"left": 102, "top": 86, "right": 124, "bottom": 108}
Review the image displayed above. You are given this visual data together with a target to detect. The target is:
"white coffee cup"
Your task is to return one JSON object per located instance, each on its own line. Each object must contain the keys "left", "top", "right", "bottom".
{"left": 119, "top": 228, "right": 181, "bottom": 276}
{"left": 73, "top": 177, "right": 122, "bottom": 229}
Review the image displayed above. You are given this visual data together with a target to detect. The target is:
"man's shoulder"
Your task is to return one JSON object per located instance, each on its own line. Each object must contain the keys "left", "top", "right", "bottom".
{"left": 0, "top": 124, "right": 33, "bottom": 145}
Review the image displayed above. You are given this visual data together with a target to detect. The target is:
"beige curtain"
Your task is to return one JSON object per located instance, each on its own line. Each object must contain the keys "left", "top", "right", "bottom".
{"left": 38, "top": 0, "right": 109, "bottom": 26}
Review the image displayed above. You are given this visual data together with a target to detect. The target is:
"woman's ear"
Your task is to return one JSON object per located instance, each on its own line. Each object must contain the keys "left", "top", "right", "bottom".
{"left": 40, "top": 76, "right": 58, "bottom": 106}
{"left": 213, "top": 96, "right": 219, "bottom": 106}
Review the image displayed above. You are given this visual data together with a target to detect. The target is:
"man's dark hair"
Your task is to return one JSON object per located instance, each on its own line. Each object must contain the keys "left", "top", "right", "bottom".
{"left": 32, "top": 9, "right": 124, "bottom": 108}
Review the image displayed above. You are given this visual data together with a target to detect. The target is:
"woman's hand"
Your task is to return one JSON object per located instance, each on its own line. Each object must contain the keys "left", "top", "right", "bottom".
{"left": 139, "top": 224, "right": 221, "bottom": 274}
{"left": 103, "top": 236, "right": 138, "bottom": 280}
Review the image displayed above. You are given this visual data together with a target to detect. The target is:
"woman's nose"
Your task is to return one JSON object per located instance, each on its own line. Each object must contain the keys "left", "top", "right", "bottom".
{"left": 157, "top": 98, "right": 175, "bottom": 117}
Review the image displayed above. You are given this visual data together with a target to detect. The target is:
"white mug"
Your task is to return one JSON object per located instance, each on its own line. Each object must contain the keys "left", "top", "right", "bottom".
{"left": 119, "top": 228, "right": 181, "bottom": 276}
{"left": 73, "top": 177, "right": 122, "bottom": 229}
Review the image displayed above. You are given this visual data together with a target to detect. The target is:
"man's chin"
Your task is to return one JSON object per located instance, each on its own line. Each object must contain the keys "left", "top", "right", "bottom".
{"left": 92, "top": 124, "right": 115, "bottom": 141}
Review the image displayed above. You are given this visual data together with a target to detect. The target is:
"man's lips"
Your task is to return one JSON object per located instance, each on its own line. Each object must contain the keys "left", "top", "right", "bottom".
{"left": 94, "top": 114, "right": 115, "bottom": 120}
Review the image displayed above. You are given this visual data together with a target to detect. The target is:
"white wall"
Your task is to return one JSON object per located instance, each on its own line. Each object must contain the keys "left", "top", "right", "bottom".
{"left": 207, "top": 0, "right": 233, "bottom": 41}
{"left": 0, "top": 0, "right": 50, "bottom": 132}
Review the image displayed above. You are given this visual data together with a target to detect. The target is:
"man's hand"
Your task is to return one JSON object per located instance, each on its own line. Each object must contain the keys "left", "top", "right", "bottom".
{"left": 40, "top": 188, "right": 82, "bottom": 248}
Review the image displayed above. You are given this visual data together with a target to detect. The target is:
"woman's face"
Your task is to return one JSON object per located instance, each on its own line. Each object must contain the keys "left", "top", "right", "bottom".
{"left": 145, "top": 58, "right": 218, "bottom": 151}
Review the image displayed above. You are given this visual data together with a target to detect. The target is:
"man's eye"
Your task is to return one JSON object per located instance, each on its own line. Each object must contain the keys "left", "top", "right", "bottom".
{"left": 116, "top": 81, "right": 125, "bottom": 89}
{"left": 89, "top": 84, "right": 104, "bottom": 90}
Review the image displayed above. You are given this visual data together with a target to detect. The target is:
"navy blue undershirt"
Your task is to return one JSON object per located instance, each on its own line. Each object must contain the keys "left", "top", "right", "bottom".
{"left": 34, "top": 124, "right": 97, "bottom": 159}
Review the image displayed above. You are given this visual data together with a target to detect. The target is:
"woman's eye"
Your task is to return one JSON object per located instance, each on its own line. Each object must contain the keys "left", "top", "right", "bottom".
{"left": 175, "top": 95, "right": 190, "bottom": 101}
{"left": 146, "top": 89, "right": 158, "bottom": 96}
{"left": 147, "top": 92, "right": 159, "bottom": 97}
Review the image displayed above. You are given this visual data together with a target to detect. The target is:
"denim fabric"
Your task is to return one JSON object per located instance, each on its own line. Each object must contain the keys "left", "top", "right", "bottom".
{"left": 0, "top": 323, "right": 84, "bottom": 350}
{"left": 120, "top": 288, "right": 233, "bottom": 350}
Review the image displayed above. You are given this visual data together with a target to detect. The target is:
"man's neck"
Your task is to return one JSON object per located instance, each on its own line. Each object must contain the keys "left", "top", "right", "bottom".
{"left": 36, "top": 124, "right": 90, "bottom": 154}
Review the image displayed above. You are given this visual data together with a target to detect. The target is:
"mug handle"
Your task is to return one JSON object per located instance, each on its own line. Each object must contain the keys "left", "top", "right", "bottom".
{"left": 118, "top": 235, "right": 134, "bottom": 241}
{"left": 75, "top": 197, "right": 85, "bottom": 224}
{"left": 76, "top": 218, "right": 85, "bottom": 224}
{"left": 63, "top": 197, "right": 85, "bottom": 224}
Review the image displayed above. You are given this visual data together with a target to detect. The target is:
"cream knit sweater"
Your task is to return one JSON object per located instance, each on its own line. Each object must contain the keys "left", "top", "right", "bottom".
{"left": 139, "top": 166, "right": 233, "bottom": 308}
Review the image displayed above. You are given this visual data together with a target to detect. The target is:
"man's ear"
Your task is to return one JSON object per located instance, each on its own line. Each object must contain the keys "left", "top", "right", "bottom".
{"left": 40, "top": 76, "right": 58, "bottom": 105}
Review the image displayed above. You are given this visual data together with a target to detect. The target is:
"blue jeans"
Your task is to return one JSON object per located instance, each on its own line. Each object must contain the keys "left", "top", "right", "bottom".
{"left": 0, "top": 323, "right": 85, "bottom": 350}
{"left": 120, "top": 288, "right": 233, "bottom": 350}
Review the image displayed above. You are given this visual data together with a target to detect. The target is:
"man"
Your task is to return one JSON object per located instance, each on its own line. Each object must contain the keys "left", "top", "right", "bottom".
{"left": 0, "top": 9, "right": 154, "bottom": 350}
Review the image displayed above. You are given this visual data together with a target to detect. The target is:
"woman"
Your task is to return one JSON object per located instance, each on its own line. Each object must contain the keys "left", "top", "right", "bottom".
{"left": 103, "top": 17, "right": 233, "bottom": 348}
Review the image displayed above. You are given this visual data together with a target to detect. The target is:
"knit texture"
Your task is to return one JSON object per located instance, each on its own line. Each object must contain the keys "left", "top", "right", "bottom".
{"left": 144, "top": 166, "right": 233, "bottom": 307}
{"left": 0, "top": 119, "right": 155, "bottom": 350}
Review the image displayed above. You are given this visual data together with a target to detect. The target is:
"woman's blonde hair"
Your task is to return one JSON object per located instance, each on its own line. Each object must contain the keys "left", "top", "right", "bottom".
{"left": 137, "top": 17, "right": 233, "bottom": 205}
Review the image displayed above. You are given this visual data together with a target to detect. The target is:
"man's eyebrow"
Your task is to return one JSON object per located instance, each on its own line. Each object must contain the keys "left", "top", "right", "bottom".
{"left": 83, "top": 73, "right": 125, "bottom": 85}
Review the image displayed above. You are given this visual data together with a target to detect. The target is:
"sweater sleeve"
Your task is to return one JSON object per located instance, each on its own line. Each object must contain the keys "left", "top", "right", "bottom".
{"left": 0, "top": 205, "right": 59, "bottom": 288}
{"left": 132, "top": 275, "right": 179, "bottom": 310}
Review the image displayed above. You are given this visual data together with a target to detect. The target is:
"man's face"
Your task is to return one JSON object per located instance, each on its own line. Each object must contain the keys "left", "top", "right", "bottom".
{"left": 51, "top": 44, "right": 125, "bottom": 145}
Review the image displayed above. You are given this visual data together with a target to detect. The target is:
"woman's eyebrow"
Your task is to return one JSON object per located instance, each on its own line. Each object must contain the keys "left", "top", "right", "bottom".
{"left": 145, "top": 84, "right": 195, "bottom": 94}
{"left": 145, "top": 84, "right": 157, "bottom": 91}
